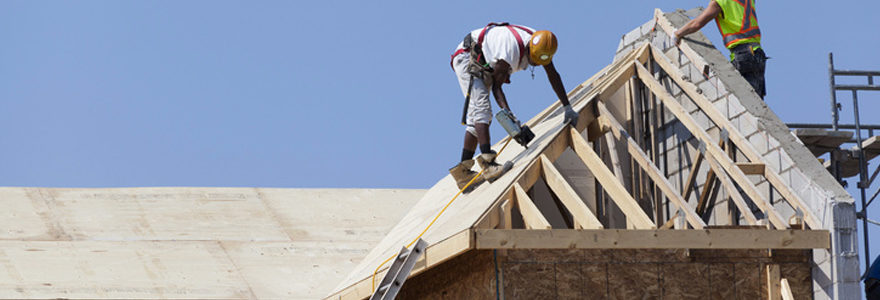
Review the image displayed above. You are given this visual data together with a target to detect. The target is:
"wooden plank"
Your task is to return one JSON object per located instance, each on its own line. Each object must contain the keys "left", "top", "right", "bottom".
{"left": 474, "top": 229, "right": 831, "bottom": 249}
{"left": 767, "top": 264, "right": 781, "bottom": 300}
{"left": 540, "top": 155, "right": 604, "bottom": 229}
{"left": 569, "top": 127, "right": 656, "bottom": 229}
{"left": 704, "top": 155, "right": 759, "bottom": 225}
{"left": 682, "top": 152, "right": 704, "bottom": 202}
{"left": 634, "top": 61, "right": 787, "bottom": 229}
{"left": 780, "top": 278, "right": 795, "bottom": 300}
{"left": 514, "top": 183, "right": 552, "bottom": 230}
{"left": 597, "top": 103, "right": 706, "bottom": 229}
{"left": 737, "top": 162, "right": 765, "bottom": 175}
{"left": 500, "top": 199, "right": 512, "bottom": 229}
{"left": 653, "top": 9, "right": 710, "bottom": 80}
{"left": 647, "top": 44, "right": 821, "bottom": 229}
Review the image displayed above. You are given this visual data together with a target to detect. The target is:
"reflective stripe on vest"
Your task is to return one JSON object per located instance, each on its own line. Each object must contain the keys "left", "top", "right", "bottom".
{"left": 715, "top": 0, "right": 761, "bottom": 48}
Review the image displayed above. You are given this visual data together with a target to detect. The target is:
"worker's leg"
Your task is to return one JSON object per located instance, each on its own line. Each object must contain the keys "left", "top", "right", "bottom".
{"left": 450, "top": 53, "right": 488, "bottom": 190}
{"left": 732, "top": 47, "right": 767, "bottom": 99}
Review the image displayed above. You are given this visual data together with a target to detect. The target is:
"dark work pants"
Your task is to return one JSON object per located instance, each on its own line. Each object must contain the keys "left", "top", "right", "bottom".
{"left": 731, "top": 46, "right": 767, "bottom": 99}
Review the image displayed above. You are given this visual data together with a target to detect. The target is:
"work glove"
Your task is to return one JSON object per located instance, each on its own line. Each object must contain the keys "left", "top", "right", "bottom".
{"left": 563, "top": 105, "right": 578, "bottom": 127}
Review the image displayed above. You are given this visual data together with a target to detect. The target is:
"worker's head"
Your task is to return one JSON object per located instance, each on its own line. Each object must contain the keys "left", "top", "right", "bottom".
{"left": 528, "top": 30, "right": 557, "bottom": 66}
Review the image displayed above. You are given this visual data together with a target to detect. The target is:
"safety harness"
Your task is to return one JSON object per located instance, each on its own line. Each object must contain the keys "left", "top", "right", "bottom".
{"left": 451, "top": 23, "right": 534, "bottom": 124}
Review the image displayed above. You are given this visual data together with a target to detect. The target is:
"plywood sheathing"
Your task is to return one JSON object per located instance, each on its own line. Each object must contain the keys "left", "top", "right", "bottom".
{"left": 395, "top": 249, "right": 813, "bottom": 299}
{"left": 0, "top": 187, "right": 423, "bottom": 299}
{"left": 616, "top": 8, "right": 859, "bottom": 299}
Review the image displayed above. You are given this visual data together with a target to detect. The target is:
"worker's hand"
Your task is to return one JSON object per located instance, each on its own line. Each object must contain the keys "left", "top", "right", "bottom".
{"left": 673, "top": 31, "right": 682, "bottom": 46}
{"left": 563, "top": 105, "right": 578, "bottom": 127}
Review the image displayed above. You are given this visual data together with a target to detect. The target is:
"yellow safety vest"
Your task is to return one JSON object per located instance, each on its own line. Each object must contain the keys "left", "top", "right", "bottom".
{"left": 715, "top": 0, "right": 761, "bottom": 49}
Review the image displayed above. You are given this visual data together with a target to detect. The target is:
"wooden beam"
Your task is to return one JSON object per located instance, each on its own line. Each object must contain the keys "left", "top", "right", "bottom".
{"left": 682, "top": 152, "right": 704, "bottom": 202}
{"left": 634, "top": 61, "right": 786, "bottom": 229}
{"left": 697, "top": 140, "right": 725, "bottom": 217}
{"left": 540, "top": 155, "right": 604, "bottom": 229}
{"left": 475, "top": 229, "right": 831, "bottom": 249}
{"left": 653, "top": 9, "right": 710, "bottom": 80}
{"left": 737, "top": 162, "right": 765, "bottom": 175}
{"left": 780, "top": 278, "right": 794, "bottom": 300}
{"left": 499, "top": 199, "right": 512, "bottom": 229}
{"left": 514, "top": 183, "right": 552, "bottom": 230}
{"left": 648, "top": 44, "right": 821, "bottom": 229}
{"left": 767, "top": 264, "right": 781, "bottom": 300}
{"left": 704, "top": 154, "right": 759, "bottom": 225}
{"left": 569, "top": 127, "right": 656, "bottom": 229}
{"left": 597, "top": 103, "right": 706, "bottom": 229}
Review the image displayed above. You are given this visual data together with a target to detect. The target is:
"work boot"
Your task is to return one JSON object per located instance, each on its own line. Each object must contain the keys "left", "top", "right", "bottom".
{"left": 476, "top": 151, "right": 513, "bottom": 182}
{"left": 449, "top": 159, "right": 484, "bottom": 193}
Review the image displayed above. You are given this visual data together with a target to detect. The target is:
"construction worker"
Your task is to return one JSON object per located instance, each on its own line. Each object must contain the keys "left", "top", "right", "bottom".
{"left": 674, "top": 0, "right": 767, "bottom": 99}
{"left": 448, "top": 23, "right": 578, "bottom": 191}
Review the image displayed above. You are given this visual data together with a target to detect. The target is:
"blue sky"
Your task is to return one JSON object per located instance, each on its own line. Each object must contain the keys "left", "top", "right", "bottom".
{"left": 3, "top": 0, "right": 880, "bottom": 276}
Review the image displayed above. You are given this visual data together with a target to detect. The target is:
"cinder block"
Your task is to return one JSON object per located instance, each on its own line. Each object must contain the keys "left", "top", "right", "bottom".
{"left": 713, "top": 96, "right": 729, "bottom": 118}
{"left": 622, "top": 27, "right": 642, "bottom": 47}
{"left": 640, "top": 19, "right": 657, "bottom": 35}
{"left": 679, "top": 93, "right": 698, "bottom": 113}
{"left": 691, "top": 110, "right": 712, "bottom": 129}
{"left": 728, "top": 94, "right": 745, "bottom": 116}
{"left": 768, "top": 136, "right": 781, "bottom": 150}
{"left": 779, "top": 151, "right": 795, "bottom": 173}
{"left": 763, "top": 149, "right": 782, "bottom": 173}
{"left": 736, "top": 114, "right": 758, "bottom": 137}
{"left": 651, "top": 32, "right": 671, "bottom": 51}
{"left": 747, "top": 132, "right": 769, "bottom": 155}
{"left": 714, "top": 77, "right": 728, "bottom": 99}
{"left": 755, "top": 179, "right": 772, "bottom": 202}
{"left": 664, "top": 46, "right": 681, "bottom": 67}
{"left": 678, "top": 62, "right": 692, "bottom": 81}
{"left": 789, "top": 169, "right": 809, "bottom": 194}
{"left": 617, "top": 38, "right": 625, "bottom": 52}
{"left": 697, "top": 79, "right": 719, "bottom": 102}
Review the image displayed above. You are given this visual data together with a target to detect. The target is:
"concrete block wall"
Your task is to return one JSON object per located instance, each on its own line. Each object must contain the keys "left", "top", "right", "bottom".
{"left": 613, "top": 8, "right": 860, "bottom": 299}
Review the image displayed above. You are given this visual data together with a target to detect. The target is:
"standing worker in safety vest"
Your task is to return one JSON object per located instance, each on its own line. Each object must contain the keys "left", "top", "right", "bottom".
{"left": 674, "top": 0, "right": 767, "bottom": 99}
{"left": 448, "top": 23, "right": 578, "bottom": 191}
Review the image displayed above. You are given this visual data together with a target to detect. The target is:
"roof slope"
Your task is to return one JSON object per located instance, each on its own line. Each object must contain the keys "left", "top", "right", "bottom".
{"left": 0, "top": 187, "right": 423, "bottom": 299}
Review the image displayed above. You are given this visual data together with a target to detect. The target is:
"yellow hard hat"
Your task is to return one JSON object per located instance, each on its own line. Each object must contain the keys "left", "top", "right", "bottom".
{"left": 529, "top": 30, "right": 557, "bottom": 66}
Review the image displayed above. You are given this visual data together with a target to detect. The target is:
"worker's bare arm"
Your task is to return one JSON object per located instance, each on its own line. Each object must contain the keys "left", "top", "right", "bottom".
{"left": 674, "top": 0, "right": 722, "bottom": 45}
{"left": 543, "top": 62, "right": 571, "bottom": 107}
{"left": 492, "top": 60, "right": 512, "bottom": 111}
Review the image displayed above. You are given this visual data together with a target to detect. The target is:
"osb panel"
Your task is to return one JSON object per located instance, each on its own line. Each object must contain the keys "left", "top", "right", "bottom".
{"left": 506, "top": 249, "right": 586, "bottom": 263}
{"left": 734, "top": 263, "right": 763, "bottom": 300}
{"left": 781, "top": 263, "right": 813, "bottom": 299}
{"left": 404, "top": 249, "right": 812, "bottom": 300}
{"left": 709, "top": 263, "right": 736, "bottom": 299}
{"left": 397, "top": 250, "right": 496, "bottom": 300}
{"left": 610, "top": 249, "right": 690, "bottom": 263}
{"left": 555, "top": 263, "right": 583, "bottom": 299}
{"left": 662, "top": 263, "right": 710, "bottom": 299}
{"left": 503, "top": 262, "right": 557, "bottom": 299}
{"left": 584, "top": 263, "right": 608, "bottom": 299}
{"left": 607, "top": 263, "right": 660, "bottom": 299}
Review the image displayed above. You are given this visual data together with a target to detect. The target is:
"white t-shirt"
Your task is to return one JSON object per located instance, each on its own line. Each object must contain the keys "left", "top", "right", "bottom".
{"left": 454, "top": 24, "right": 535, "bottom": 73}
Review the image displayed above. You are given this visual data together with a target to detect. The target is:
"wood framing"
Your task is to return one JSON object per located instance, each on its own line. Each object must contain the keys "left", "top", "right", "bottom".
{"left": 647, "top": 44, "right": 821, "bottom": 229}
{"left": 514, "top": 183, "right": 552, "bottom": 230}
{"left": 570, "top": 127, "right": 656, "bottom": 229}
{"left": 737, "top": 162, "right": 766, "bottom": 175}
{"left": 704, "top": 152, "right": 760, "bottom": 225}
{"left": 767, "top": 264, "right": 781, "bottom": 300}
{"left": 634, "top": 61, "right": 787, "bottom": 229}
{"left": 475, "top": 229, "right": 830, "bottom": 249}
{"left": 682, "top": 152, "right": 704, "bottom": 202}
{"left": 597, "top": 103, "right": 706, "bottom": 229}
{"left": 540, "top": 155, "right": 603, "bottom": 229}
{"left": 781, "top": 278, "right": 795, "bottom": 300}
